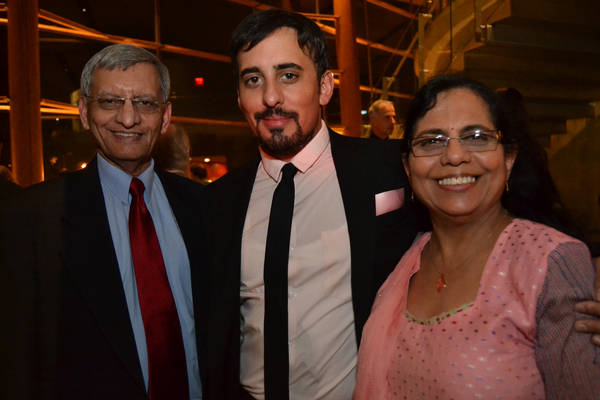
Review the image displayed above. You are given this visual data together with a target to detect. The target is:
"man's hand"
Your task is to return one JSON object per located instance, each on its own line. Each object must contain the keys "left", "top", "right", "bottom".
{"left": 574, "top": 257, "right": 600, "bottom": 346}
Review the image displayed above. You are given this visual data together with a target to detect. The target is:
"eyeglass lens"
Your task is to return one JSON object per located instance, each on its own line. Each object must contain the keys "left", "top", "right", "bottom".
{"left": 411, "top": 130, "right": 499, "bottom": 156}
{"left": 91, "top": 96, "right": 161, "bottom": 113}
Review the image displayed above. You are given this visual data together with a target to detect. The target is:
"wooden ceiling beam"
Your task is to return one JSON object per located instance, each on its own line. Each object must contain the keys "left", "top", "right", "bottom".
{"left": 366, "top": 0, "right": 415, "bottom": 19}
{"left": 223, "top": 0, "right": 414, "bottom": 58}
{"left": 0, "top": 9, "right": 231, "bottom": 64}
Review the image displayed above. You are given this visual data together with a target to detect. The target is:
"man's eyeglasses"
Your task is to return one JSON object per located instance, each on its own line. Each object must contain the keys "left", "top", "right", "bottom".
{"left": 410, "top": 129, "right": 501, "bottom": 157}
{"left": 85, "top": 96, "right": 165, "bottom": 114}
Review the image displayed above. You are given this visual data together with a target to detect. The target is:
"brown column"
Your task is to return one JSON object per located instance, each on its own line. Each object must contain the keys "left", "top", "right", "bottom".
{"left": 7, "top": 0, "right": 44, "bottom": 186}
{"left": 334, "top": 0, "right": 362, "bottom": 137}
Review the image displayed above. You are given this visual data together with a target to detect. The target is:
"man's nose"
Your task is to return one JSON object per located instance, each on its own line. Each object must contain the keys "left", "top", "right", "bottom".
{"left": 262, "top": 80, "right": 283, "bottom": 108}
{"left": 115, "top": 99, "right": 141, "bottom": 127}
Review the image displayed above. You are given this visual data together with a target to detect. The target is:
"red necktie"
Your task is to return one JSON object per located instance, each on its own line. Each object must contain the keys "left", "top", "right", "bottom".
{"left": 128, "top": 178, "right": 189, "bottom": 400}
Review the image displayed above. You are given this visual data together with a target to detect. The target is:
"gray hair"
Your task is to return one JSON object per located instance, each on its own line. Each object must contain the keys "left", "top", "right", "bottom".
{"left": 80, "top": 44, "right": 170, "bottom": 102}
{"left": 368, "top": 100, "right": 394, "bottom": 119}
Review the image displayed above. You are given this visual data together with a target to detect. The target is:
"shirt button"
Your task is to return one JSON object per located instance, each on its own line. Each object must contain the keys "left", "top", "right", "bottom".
{"left": 289, "top": 247, "right": 293, "bottom": 255}
{"left": 288, "top": 341, "right": 293, "bottom": 348}
{"left": 289, "top": 291, "right": 296, "bottom": 298}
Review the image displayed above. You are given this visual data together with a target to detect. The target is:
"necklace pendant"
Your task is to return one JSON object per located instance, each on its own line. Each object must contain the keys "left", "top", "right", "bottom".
{"left": 436, "top": 276, "right": 446, "bottom": 292}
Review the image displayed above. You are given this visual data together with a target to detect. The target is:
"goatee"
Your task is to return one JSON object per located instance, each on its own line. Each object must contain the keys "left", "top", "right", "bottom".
{"left": 254, "top": 108, "right": 317, "bottom": 158}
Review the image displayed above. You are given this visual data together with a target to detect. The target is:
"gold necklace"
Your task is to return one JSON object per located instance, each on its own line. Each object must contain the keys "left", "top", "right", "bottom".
{"left": 428, "top": 210, "right": 508, "bottom": 293}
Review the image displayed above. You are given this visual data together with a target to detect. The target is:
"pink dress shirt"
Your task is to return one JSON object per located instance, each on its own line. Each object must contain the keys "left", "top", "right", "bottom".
{"left": 241, "top": 123, "right": 357, "bottom": 399}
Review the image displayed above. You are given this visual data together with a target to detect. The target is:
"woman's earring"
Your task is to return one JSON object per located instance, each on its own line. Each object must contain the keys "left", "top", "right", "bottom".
{"left": 505, "top": 180, "right": 509, "bottom": 192}
{"left": 411, "top": 191, "right": 415, "bottom": 202}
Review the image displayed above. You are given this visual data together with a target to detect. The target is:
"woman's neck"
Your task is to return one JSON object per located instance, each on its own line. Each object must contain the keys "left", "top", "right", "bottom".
{"left": 428, "top": 206, "right": 511, "bottom": 264}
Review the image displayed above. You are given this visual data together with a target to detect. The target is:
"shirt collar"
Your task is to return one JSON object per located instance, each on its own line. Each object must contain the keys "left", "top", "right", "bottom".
{"left": 259, "top": 120, "right": 330, "bottom": 183}
{"left": 96, "top": 153, "right": 155, "bottom": 205}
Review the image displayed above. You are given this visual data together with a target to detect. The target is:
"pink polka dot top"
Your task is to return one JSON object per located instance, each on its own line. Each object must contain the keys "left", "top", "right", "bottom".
{"left": 354, "top": 219, "right": 596, "bottom": 400}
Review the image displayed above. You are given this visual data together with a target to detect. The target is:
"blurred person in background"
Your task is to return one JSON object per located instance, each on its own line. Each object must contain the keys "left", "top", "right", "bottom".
{"left": 368, "top": 100, "right": 396, "bottom": 139}
{"left": 0, "top": 165, "right": 21, "bottom": 200}
{"left": 152, "top": 123, "right": 191, "bottom": 178}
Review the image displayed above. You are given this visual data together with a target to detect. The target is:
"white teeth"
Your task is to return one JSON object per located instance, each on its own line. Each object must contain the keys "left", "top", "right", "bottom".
{"left": 438, "top": 176, "right": 477, "bottom": 186}
{"left": 114, "top": 132, "right": 141, "bottom": 138}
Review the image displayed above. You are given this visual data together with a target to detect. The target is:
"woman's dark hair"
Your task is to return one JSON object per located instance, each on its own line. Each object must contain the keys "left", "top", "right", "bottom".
{"left": 229, "top": 9, "right": 329, "bottom": 84}
{"left": 402, "top": 74, "right": 584, "bottom": 239}
{"left": 496, "top": 87, "right": 584, "bottom": 240}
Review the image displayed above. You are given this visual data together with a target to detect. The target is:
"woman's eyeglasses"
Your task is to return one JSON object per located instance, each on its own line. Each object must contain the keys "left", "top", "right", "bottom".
{"left": 410, "top": 130, "right": 501, "bottom": 157}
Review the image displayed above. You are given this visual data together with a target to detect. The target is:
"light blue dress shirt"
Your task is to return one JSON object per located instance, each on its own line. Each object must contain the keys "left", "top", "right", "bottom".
{"left": 97, "top": 154, "right": 201, "bottom": 399}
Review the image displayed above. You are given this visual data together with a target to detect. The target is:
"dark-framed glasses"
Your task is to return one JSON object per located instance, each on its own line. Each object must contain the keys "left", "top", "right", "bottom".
{"left": 410, "top": 129, "right": 501, "bottom": 157}
{"left": 85, "top": 96, "right": 165, "bottom": 114}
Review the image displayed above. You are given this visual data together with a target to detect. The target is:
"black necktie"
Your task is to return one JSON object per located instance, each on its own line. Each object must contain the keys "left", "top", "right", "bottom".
{"left": 263, "top": 163, "right": 298, "bottom": 400}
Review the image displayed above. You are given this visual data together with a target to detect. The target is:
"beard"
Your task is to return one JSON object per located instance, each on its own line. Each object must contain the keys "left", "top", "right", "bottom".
{"left": 253, "top": 107, "right": 317, "bottom": 158}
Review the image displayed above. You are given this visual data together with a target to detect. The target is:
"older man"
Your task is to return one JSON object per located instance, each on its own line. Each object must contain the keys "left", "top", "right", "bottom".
{"left": 0, "top": 44, "right": 208, "bottom": 399}
{"left": 368, "top": 99, "right": 396, "bottom": 139}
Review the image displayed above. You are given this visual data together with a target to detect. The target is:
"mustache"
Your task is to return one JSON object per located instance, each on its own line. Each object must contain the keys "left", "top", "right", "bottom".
{"left": 254, "top": 107, "right": 299, "bottom": 122}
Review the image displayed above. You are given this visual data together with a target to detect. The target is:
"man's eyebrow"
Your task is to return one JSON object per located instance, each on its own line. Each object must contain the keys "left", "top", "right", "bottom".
{"left": 95, "top": 91, "right": 157, "bottom": 100}
{"left": 275, "top": 63, "right": 303, "bottom": 71}
{"left": 240, "top": 67, "right": 261, "bottom": 79}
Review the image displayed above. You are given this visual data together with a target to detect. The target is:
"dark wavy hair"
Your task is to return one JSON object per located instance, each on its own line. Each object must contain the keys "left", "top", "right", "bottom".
{"left": 229, "top": 9, "right": 329, "bottom": 85}
{"left": 402, "top": 74, "right": 583, "bottom": 239}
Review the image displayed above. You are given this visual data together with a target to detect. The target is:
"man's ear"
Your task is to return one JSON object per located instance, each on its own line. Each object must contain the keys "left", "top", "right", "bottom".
{"left": 78, "top": 97, "right": 90, "bottom": 130}
{"left": 319, "top": 71, "right": 334, "bottom": 106}
{"left": 160, "top": 102, "right": 172, "bottom": 135}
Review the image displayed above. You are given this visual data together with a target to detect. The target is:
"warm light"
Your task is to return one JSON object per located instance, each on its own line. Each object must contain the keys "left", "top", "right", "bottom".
{"left": 195, "top": 77, "right": 204, "bottom": 86}
{"left": 204, "top": 158, "right": 210, "bottom": 162}
{"left": 56, "top": 118, "right": 60, "bottom": 121}
{"left": 80, "top": 163, "right": 87, "bottom": 169}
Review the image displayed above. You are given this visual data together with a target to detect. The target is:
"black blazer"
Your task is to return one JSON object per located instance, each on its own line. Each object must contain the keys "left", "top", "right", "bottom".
{"left": 0, "top": 176, "right": 21, "bottom": 200}
{"left": 0, "top": 156, "right": 209, "bottom": 399}
{"left": 204, "top": 128, "right": 422, "bottom": 399}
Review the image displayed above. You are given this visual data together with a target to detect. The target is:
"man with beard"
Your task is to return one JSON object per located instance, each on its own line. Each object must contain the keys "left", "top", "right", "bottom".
{"left": 205, "top": 9, "right": 421, "bottom": 400}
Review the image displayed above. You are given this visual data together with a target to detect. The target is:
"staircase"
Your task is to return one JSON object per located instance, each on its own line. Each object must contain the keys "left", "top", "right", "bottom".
{"left": 421, "top": 0, "right": 600, "bottom": 238}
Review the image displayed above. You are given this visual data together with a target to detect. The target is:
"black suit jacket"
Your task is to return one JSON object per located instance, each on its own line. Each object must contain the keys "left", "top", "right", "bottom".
{"left": 204, "top": 128, "right": 422, "bottom": 399}
{"left": 0, "top": 176, "right": 21, "bottom": 200}
{"left": 0, "top": 156, "right": 209, "bottom": 399}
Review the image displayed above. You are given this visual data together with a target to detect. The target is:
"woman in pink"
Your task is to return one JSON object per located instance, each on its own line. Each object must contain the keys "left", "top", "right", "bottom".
{"left": 354, "top": 75, "right": 600, "bottom": 399}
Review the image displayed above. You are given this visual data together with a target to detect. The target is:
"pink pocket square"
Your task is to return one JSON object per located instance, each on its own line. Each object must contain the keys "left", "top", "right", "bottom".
{"left": 375, "top": 188, "right": 404, "bottom": 216}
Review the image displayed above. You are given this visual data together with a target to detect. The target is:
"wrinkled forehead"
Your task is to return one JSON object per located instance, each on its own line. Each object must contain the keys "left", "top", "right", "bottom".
{"left": 90, "top": 64, "right": 162, "bottom": 96}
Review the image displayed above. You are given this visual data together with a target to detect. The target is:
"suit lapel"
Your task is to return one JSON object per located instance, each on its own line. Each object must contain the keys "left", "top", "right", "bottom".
{"left": 204, "top": 157, "right": 259, "bottom": 395}
{"left": 60, "top": 157, "right": 146, "bottom": 391}
{"left": 231, "top": 157, "right": 261, "bottom": 258}
{"left": 329, "top": 130, "right": 376, "bottom": 333}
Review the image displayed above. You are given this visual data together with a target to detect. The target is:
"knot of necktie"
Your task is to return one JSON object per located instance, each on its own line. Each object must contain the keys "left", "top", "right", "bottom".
{"left": 129, "top": 177, "right": 145, "bottom": 198}
{"left": 280, "top": 163, "right": 298, "bottom": 184}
